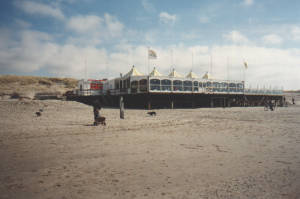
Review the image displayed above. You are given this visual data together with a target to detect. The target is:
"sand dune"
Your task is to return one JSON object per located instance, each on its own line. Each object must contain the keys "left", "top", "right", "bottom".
{"left": 0, "top": 99, "right": 300, "bottom": 199}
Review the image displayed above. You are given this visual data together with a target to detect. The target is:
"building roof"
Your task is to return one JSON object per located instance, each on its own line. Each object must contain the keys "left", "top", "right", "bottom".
{"left": 168, "top": 68, "right": 183, "bottom": 78}
{"left": 123, "top": 65, "right": 143, "bottom": 78}
{"left": 149, "top": 67, "right": 163, "bottom": 77}
{"left": 186, "top": 70, "right": 198, "bottom": 78}
{"left": 202, "top": 72, "right": 213, "bottom": 79}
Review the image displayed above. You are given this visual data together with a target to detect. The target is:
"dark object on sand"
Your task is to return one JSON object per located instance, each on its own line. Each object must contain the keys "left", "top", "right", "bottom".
{"left": 93, "top": 106, "right": 100, "bottom": 120}
{"left": 35, "top": 112, "right": 41, "bottom": 117}
{"left": 147, "top": 111, "right": 156, "bottom": 116}
{"left": 93, "top": 100, "right": 102, "bottom": 123}
{"left": 39, "top": 109, "right": 43, "bottom": 112}
{"left": 269, "top": 101, "right": 274, "bottom": 111}
{"left": 264, "top": 101, "right": 274, "bottom": 111}
{"left": 94, "top": 116, "right": 106, "bottom": 126}
{"left": 292, "top": 97, "right": 295, "bottom": 105}
{"left": 120, "top": 96, "right": 124, "bottom": 119}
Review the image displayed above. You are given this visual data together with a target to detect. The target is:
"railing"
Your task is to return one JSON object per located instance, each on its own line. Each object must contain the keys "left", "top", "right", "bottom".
{"left": 148, "top": 84, "right": 283, "bottom": 95}
{"left": 244, "top": 89, "right": 283, "bottom": 95}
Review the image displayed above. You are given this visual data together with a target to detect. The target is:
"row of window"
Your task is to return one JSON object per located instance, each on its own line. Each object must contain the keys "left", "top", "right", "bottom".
{"left": 150, "top": 86, "right": 243, "bottom": 92}
{"left": 128, "top": 79, "right": 244, "bottom": 92}
{"left": 149, "top": 79, "right": 244, "bottom": 88}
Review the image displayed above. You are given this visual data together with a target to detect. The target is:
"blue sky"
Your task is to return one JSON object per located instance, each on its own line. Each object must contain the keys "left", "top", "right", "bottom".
{"left": 1, "top": 0, "right": 300, "bottom": 89}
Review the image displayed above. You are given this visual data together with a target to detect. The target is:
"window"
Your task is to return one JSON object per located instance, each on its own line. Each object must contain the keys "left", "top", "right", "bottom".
{"left": 221, "top": 82, "right": 228, "bottom": 92}
{"left": 183, "top": 81, "right": 192, "bottom": 86}
{"left": 229, "top": 83, "right": 236, "bottom": 87}
{"left": 193, "top": 81, "right": 199, "bottom": 92}
{"left": 229, "top": 83, "right": 236, "bottom": 92}
{"left": 139, "top": 79, "right": 148, "bottom": 92}
{"left": 173, "top": 80, "right": 183, "bottom": 91}
{"left": 222, "top": 82, "right": 228, "bottom": 87}
{"left": 161, "top": 79, "right": 171, "bottom": 91}
{"left": 150, "top": 79, "right": 160, "bottom": 91}
{"left": 131, "top": 81, "right": 138, "bottom": 93}
{"left": 150, "top": 79, "right": 160, "bottom": 84}
{"left": 184, "top": 81, "right": 192, "bottom": 91}
{"left": 237, "top": 83, "right": 244, "bottom": 92}
{"left": 131, "top": 81, "right": 138, "bottom": 88}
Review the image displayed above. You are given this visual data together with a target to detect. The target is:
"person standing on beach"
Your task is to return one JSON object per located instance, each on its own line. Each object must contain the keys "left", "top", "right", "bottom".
{"left": 269, "top": 100, "right": 274, "bottom": 111}
{"left": 292, "top": 97, "right": 295, "bottom": 105}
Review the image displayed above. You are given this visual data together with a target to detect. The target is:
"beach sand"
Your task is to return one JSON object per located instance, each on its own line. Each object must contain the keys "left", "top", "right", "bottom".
{"left": 0, "top": 98, "right": 300, "bottom": 199}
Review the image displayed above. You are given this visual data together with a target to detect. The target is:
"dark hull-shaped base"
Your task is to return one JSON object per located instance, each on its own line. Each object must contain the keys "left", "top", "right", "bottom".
{"left": 67, "top": 93, "right": 284, "bottom": 109}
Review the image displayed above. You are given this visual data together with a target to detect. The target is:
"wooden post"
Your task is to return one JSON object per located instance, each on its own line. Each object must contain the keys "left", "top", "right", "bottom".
{"left": 148, "top": 100, "right": 151, "bottom": 110}
{"left": 120, "top": 96, "right": 124, "bottom": 119}
{"left": 171, "top": 100, "right": 174, "bottom": 109}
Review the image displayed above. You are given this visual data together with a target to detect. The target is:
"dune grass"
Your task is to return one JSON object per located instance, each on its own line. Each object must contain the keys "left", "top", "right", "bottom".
{"left": 0, "top": 75, "right": 77, "bottom": 87}
{"left": 0, "top": 75, "right": 78, "bottom": 98}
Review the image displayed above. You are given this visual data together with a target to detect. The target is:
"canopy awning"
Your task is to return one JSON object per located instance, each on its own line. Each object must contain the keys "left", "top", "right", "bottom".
{"left": 168, "top": 68, "right": 183, "bottom": 78}
{"left": 123, "top": 65, "right": 144, "bottom": 78}
{"left": 149, "top": 67, "right": 163, "bottom": 77}
{"left": 202, "top": 72, "right": 213, "bottom": 79}
{"left": 186, "top": 70, "right": 198, "bottom": 79}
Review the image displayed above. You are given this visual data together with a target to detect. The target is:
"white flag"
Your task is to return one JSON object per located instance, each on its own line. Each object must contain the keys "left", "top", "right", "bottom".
{"left": 148, "top": 49, "right": 157, "bottom": 59}
{"left": 244, "top": 61, "right": 248, "bottom": 69}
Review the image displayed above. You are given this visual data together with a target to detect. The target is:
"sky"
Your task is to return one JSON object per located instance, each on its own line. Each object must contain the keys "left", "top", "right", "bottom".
{"left": 1, "top": 0, "right": 300, "bottom": 89}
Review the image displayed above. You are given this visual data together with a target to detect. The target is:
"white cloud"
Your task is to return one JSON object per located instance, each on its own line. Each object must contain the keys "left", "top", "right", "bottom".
{"left": 0, "top": 30, "right": 53, "bottom": 73}
{"left": 1, "top": 28, "right": 300, "bottom": 89}
{"left": 16, "top": 1, "right": 65, "bottom": 20}
{"left": 104, "top": 13, "right": 124, "bottom": 38}
{"left": 66, "top": 14, "right": 124, "bottom": 45}
{"left": 67, "top": 14, "right": 123, "bottom": 36}
{"left": 262, "top": 34, "right": 282, "bottom": 45}
{"left": 243, "top": 0, "right": 254, "bottom": 6}
{"left": 67, "top": 15, "right": 103, "bottom": 33}
{"left": 223, "top": 31, "right": 249, "bottom": 44}
{"left": 0, "top": 29, "right": 108, "bottom": 78}
{"left": 291, "top": 26, "right": 300, "bottom": 41}
{"left": 159, "top": 12, "right": 176, "bottom": 25}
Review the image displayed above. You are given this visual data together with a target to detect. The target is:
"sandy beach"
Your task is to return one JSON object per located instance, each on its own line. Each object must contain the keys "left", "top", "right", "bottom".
{"left": 0, "top": 98, "right": 300, "bottom": 199}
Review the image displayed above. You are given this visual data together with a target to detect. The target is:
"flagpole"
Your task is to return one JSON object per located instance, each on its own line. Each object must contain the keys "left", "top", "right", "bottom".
{"left": 210, "top": 54, "right": 213, "bottom": 75}
{"left": 192, "top": 52, "right": 194, "bottom": 71}
{"left": 85, "top": 58, "right": 87, "bottom": 80}
{"left": 227, "top": 56, "right": 229, "bottom": 81}
{"left": 171, "top": 49, "right": 174, "bottom": 72}
{"left": 147, "top": 47, "right": 149, "bottom": 75}
{"left": 243, "top": 60, "right": 246, "bottom": 88}
{"left": 243, "top": 60, "right": 247, "bottom": 95}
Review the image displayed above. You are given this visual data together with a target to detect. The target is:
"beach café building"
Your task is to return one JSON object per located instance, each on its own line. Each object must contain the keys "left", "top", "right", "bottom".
{"left": 106, "top": 65, "right": 246, "bottom": 95}
{"left": 74, "top": 65, "right": 283, "bottom": 108}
